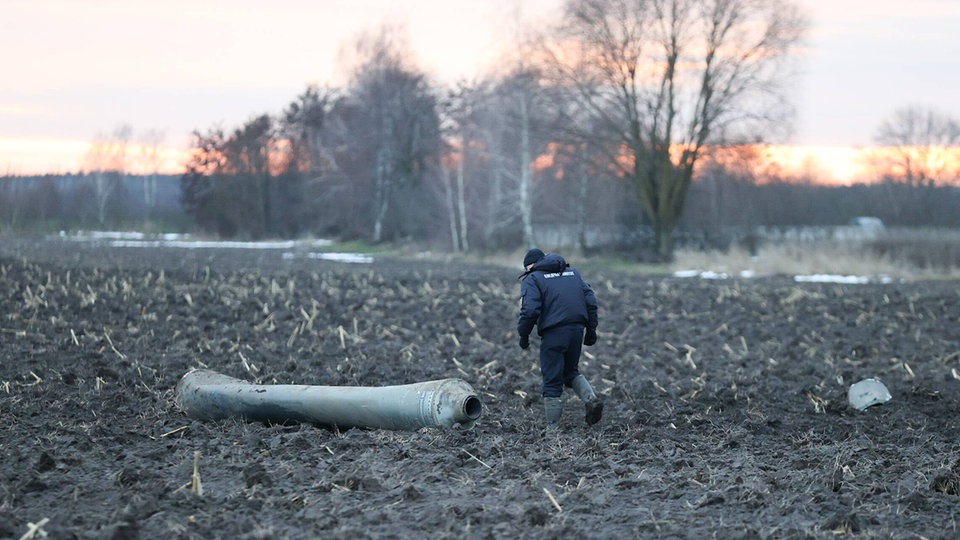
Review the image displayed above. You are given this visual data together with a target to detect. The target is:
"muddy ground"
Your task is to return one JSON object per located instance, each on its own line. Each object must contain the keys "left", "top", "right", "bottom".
{"left": 1, "top": 236, "right": 959, "bottom": 539}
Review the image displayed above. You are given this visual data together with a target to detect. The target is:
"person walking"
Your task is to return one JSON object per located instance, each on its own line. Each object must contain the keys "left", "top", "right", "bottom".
{"left": 517, "top": 248, "right": 603, "bottom": 429}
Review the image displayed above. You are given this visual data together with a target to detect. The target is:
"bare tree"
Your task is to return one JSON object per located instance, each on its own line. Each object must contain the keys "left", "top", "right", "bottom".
{"left": 138, "top": 129, "right": 166, "bottom": 215}
{"left": 536, "top": 0, "right": 806, "bottom": 259}
{"left": 278, "top": 86, "right": 340, "bottom": 236}
{"left": 180, "top": 128, "right": 228, "bottom": 234}
{"left": 435, "top": 156, "right": 462, "bottom": 251}
{"left": 339, "top": 27, "right": 443, "bottom": 242}
{"left": 486, "top": 68, "right": 554, "bottom": 248}
{"left": 470, "top": 82, "right": 514, "bottom": 248}
{"left": 83, "top": 124, "right": 133, "bottom": 225}
{"left": 233, "top": 115, "right": 275, "bottom": 237}
{"left": 868, "top": 105, "right": 960, "bottom": 186}
{"left": 280, "top": 86, "right": 336, "bottom": 177}
{"left": 180, "top": 116, "right": 277, "bottom": 238}
{"left": 437, "top": 72, "right": 553, "bottom": 251}
{"left": 438, "top": 82, "right": 480, "bottom": 252}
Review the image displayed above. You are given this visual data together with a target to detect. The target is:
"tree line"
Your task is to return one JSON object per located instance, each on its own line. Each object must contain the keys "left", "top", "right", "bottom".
{"left": 178, "top": 0, "right": 814, "bottom": 260}
{"left": 4, "top": 167, "right": 958, "bottom": 251}
{"left": 3, "top": 0, "right": 958, "bottom": 259}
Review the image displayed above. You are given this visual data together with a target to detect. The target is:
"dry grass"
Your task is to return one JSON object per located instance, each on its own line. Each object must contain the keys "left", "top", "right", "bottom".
{"left": 398, "top": 229, "right": 960, "bottom": 281}
{"left": 673, "top": 240, "right": 960, "bottom": 281}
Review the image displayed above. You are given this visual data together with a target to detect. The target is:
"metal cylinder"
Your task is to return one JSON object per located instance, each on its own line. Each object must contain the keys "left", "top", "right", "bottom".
{"left": 175, "top": 369, "right": 483, "bottom": 431}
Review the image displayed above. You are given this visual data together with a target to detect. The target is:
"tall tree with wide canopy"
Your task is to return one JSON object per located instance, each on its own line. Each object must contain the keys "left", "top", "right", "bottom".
{"left": 338, "top": 29, "right": 443, "bottom": 243}
{"left": 276, "top": 86, "right": 339, "bottom": 236}
{"left": 538, "top": 0, "right": 806, "bottom": 258}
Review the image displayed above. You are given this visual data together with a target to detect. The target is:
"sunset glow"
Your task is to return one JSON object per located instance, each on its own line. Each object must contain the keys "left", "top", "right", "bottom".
{"left": 0, "top": 138, "right": 190, "bottom": 176}
{"left": 5, "top": 136, "right": 958, "bottom": 188}
{"left": 0, "top": 138, "right": 95, "bottom": 176}
{"left": 2, "top": 1, "right": 958, "bottom": 184}
{"left": 759, "top": 145, "right": 867, "bottom": 185}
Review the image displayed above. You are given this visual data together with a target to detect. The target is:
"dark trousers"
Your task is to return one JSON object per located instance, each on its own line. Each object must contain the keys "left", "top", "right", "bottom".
{"left": 539, "top": 324, "right": 585, "bottom": 398}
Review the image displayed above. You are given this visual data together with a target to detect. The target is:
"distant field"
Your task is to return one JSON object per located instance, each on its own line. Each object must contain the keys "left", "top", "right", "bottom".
{"left": 673, "top": 227, "right": 960, "bottom": 281}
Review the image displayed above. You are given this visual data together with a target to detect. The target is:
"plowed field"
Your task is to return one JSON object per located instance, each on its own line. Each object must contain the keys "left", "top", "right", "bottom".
{"left": 2, "top": 237, "right": 959, "bottom": 538}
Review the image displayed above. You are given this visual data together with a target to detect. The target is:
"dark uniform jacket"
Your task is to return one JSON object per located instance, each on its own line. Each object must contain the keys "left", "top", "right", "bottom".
{"left": 517, "top": 253, "right": 599, "bottom": 338}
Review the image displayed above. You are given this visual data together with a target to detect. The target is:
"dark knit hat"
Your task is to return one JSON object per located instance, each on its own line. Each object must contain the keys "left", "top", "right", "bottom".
{"left": 523, "top": 248, "right": 545, "bottom": 268}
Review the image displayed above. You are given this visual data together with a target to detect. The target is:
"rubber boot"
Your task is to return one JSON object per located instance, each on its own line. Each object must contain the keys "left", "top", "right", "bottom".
{"left": 543, "top": 397, "right": 564, "bottom": 431}
{"left": 571, "top": 375, "right": 604, "bottom": 426}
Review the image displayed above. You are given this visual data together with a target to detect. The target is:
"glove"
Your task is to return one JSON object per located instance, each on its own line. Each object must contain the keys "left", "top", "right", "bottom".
{"left": 584, "top": 328, "right": 597, "bottom": 346}
{"left": 519, "top": 335, "right": 530, "bottom": 350}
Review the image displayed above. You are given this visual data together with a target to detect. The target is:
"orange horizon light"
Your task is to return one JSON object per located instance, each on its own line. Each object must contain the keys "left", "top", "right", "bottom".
{"left": 3, "top": 138, "right": 958, "bottom": 186}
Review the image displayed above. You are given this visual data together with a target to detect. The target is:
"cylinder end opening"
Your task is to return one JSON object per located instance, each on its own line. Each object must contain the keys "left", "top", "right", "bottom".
{"left": 462, "top": 396, "right": 483, "bottom": 420}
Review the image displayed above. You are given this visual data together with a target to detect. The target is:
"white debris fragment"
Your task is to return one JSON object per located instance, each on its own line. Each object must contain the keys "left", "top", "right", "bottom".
{"left": 848, "top": 378, "right": 892, "bottom": 411}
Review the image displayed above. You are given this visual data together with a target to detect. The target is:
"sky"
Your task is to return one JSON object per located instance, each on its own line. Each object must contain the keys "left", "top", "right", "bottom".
{"left": 1, "top": 0, "right": 958, "bottom": 182}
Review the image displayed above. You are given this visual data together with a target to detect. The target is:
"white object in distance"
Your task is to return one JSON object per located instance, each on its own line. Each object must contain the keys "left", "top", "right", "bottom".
{"left": 847, "top": 378, "right": 892, "bottom": 411}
